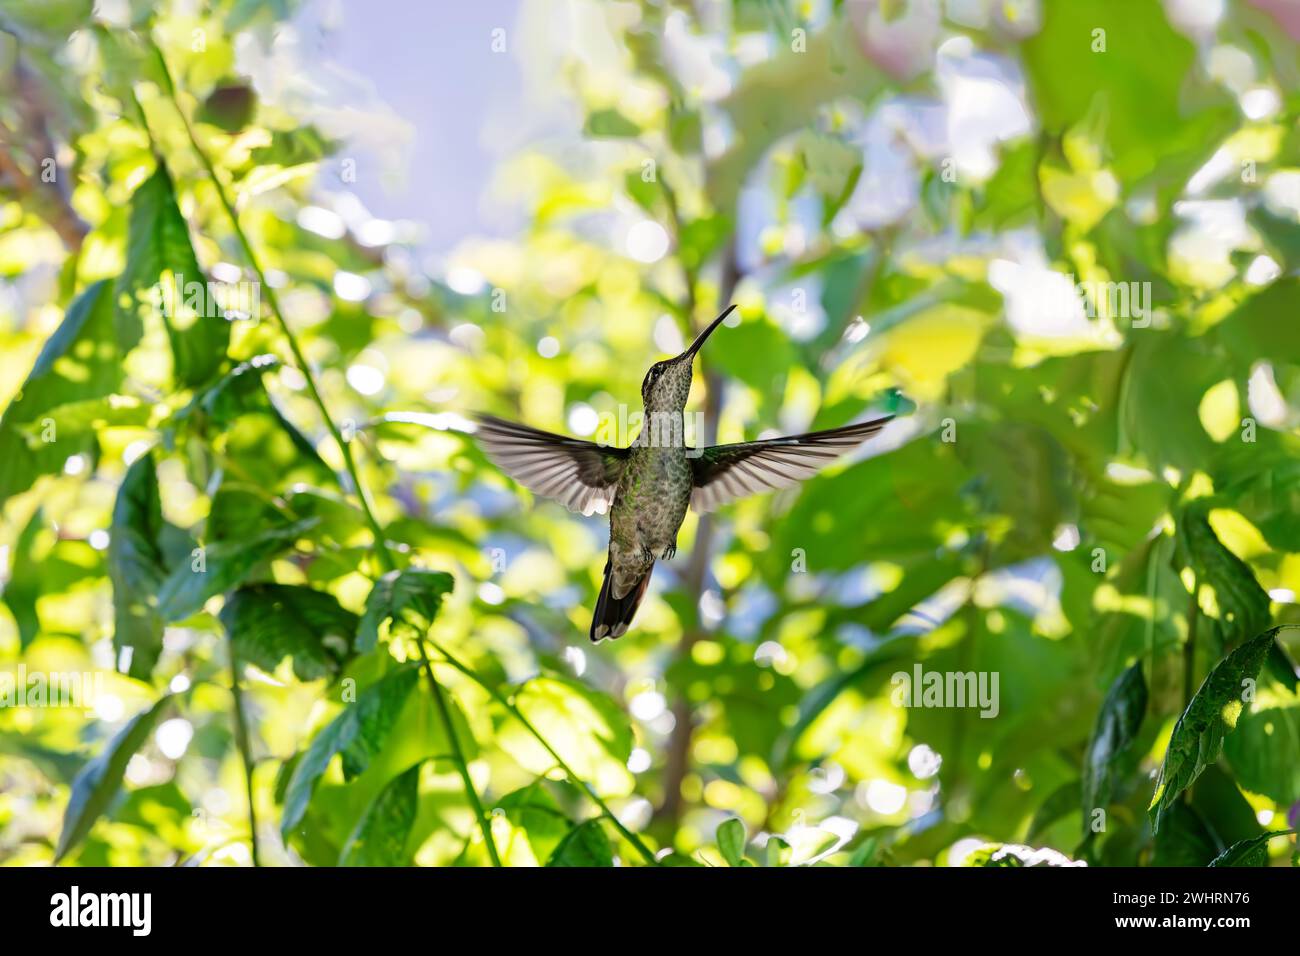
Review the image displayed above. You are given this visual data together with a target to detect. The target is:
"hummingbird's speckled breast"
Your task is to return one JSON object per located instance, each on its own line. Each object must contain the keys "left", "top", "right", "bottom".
{"left": 607, "top": 427, "right": 692, "bottom": 597}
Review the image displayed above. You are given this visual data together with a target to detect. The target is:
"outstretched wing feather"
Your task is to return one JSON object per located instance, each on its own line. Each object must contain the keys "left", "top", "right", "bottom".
{"left": 474, "top": 414, "right": 628, "bottom": 515}
{"left": 689, "top": 417, "right": 892, "bottom": 513}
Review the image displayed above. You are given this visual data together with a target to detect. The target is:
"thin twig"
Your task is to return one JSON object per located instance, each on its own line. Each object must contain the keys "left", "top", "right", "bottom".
{"left": 225, "top": 635, "right": 261, "bottom": 866}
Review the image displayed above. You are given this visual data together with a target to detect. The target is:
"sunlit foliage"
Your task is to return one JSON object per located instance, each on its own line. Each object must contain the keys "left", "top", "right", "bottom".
{"left": 1, "top": 0, "right": 1298, "bottom": 867}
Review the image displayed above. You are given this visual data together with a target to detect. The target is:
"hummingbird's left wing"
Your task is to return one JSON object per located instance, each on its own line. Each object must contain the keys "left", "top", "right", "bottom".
{"left": 689, "top": 416, "right": 893, "bottom": 514}
{"left": 474, "top": 414, "right": 629, "bottom": 516}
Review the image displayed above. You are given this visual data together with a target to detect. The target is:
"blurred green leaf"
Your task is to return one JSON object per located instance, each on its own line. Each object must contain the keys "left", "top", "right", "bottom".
{"left": 497, "top": 675, "right": 633, "bottom": 796}
{"left": 117, "top": 161, "right": 229, "bottom": 387}
{"left": 281, "top": 665, "right": 420, "bottom": 836}
{"left": 1223, "top": 697, "right": 1300, "bottom": 807}
{"left": 357, "top": 568, "right": 454, "bottom": 651}
{"left": 716, "top": 817, "right": 746, "bottom": 866}
{"left": 0, "top": 281, "right": 119, "bottom": 507}
{"left": 109, "top": 453, "right": 168, "bottom": 679}
{"left": 496, "top": 782, "right": 573, "bottom": 865}
{"left": 1177, "top": 500, "right": 1271, "bottom": 644}
{"left": 1153, "top": 800, "right": 1221, "bottom": 867}
{"left": 55, "top": 695, "right": 172, "bottom": 862}
{"left": 2, "top": 507, "right": 44, "bottom": 650}
{"left": 1150, "top": 628, "right": 1282, "bottom": 829}
{"left": 1081, "top": 662, "right": 1146, "bottom": 832}
{"left": 175, "top": 355, "right": 330, "bottom": 488}
{"left": 339, "top": 761, "right": 421, "bottom": 866}
{"left": 1021, "top": 0, "right": 1233, "bottom": 186}
{"left": 546, "top": 819, "right": 613, "bottom": 867}
{"left": 156, "top": 517, "right": 318, "bottom": 621}
{"left": 1207, "top": 830, "right": 1294, "bottom": 868}
{"left": 584, "top": 109, "right": 640, "bottom": 138}
{"left": 221, "top": 583, "right": 359, "bottom": 681}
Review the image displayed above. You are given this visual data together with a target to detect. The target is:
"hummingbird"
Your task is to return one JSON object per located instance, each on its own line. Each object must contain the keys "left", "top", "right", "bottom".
{"left": 474, "top": 305, "right": 893, "bottom": 642}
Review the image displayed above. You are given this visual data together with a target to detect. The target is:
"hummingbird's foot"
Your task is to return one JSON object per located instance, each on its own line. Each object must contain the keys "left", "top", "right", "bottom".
{"left": 660, "top": 543, "right": 677, "bottom": 561}
{"left": 640, "top": 543, "right": 655, "bottom": 562}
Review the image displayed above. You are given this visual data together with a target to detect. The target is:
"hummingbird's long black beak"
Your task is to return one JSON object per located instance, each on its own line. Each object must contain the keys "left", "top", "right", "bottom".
{"left": 681, "top": 304, "right": 736, "bottom": 361}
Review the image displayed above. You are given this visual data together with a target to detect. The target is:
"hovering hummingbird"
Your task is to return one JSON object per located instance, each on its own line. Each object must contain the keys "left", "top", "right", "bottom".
{"left": 475, "top": 305, "right": 893, "bottom": 642}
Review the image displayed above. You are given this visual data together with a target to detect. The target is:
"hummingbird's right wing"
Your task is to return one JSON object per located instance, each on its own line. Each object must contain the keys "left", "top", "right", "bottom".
{"left": 689, "top": 416, "right": 893, "bottom": 514}
{"left": 473, "top": 414, "right": 629, "bottom": 516}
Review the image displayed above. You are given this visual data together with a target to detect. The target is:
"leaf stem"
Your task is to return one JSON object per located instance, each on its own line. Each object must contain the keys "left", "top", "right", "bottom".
{"left": 411, "top": 633, "right": 503, "bottom": 867}
{"left": 225, "top": 635, "right": 261, "bottom": 866}
{"left": 424, "top": 637, "right": 659, "bottom": 866}
{"left": 146, "top": 36, "right": 503, "bottom": 865}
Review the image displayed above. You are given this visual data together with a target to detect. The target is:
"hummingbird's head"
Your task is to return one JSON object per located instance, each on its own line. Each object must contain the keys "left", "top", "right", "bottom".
{"left": 640, "top": 305, "right": 736, "bottom": 412}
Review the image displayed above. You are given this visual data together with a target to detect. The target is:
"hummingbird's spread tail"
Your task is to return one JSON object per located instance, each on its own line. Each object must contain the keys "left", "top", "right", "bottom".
{"left": 590, "top": 558, "right": 653, "bottom": 642}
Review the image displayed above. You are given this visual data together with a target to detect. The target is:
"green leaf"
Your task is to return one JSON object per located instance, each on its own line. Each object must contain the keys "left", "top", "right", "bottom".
{"left": 1188, "top": 763, "right": 1265, "bottom": 850}
{"left": 1178, "top": 500, "right": 1271, "bottom": 644}
{"left": 1149, "top": 628, "right": 1281, "bottom": 829}
{"left": 109, "top": 453, "right": 169, "bottom": 680}
{"left": 1021, "top": 0, "right": 1233, "bottom": 186}
{"left": 796, "top": 129, "right": 861, "bottom": 204}
{"left": 249, "top": 125, "right": 338, "bottom": 170}
{"left": 847, "top": 836, "right": 881, "bottom": 867}
{"left": 624, "top": 169, "right": 664, "bottom": 214}
{"left": 1215, "top": 277, "right": 1300, "bottom": 368}
{"left": 1081, "top": 662, "right": 1147, "bottom": 830}
{"left": 677, "top": 214, "right": 732, "bottom": 272}
{"left": 173, "top": 357, "right": 330, "bottom": 492}
{"left": 705, "top": 316, "right": 796, "bottom": 397}
{"left": 584, "top": 109, "right": 641, "bottom": 138}
{"left": 0, "top": 281, "right": 120, "bottom": 507}
{"left": 280, "top": 665, "right": 420, "bottom": 836}
{"left": 220, "top": 583, "right": 359, "bottom": 681}
{"left": 207, "top": 482, "right": 282, "bottom": 543}
{"left": 1152, "top": 800, "right": 1221, "bottom": 866}
{"left": 764, "top": 836, "right": 792, "bottom": 868}
{"left": 16, "top": 395, "right": 150, "bottom": 447}
{"left": 1120, "top": 334, "right": 1217, "bottom": 471}
{"left": 357, "top": 568, "right": 454, "bottom": 651}
{"left": 55, "top": 695, "right": 172, "bottom": 862}
{"left": 496, "top": 782, "right": 573, "bottom": 866}
{"left": 1026, "top": 780, "right": 1081, "bottom": 843}
{"left": 659, "top": 851, "right": 704, "bottom": 867}
{"left": 717, "top": 817, "right": 747, "bottom": 867}
{"left": 156, "top": 517, "right": 318, "bottom": 621}
{"left": 1208, "top": 830, "right": 1295, "bottom": 868}
{"left": 2, "top": 508, "right": 45, "bottom": 650}
{"left": 1265, "top": 640, "right": 1300, "bottom": 693}
{"left": 497, "top": 675, "right": 634, "bottom": 796}
{"left": 973, "top": 138, "right": 1039, "bottom": 229}
{"left": 1222, "top": 698, "right": 1300, "bottom": 806}
{"left": 117, "top": 161, "right": 229, "bottom": 387}
{"left": 339, "top": 761, "right": 421, "bottom": 866}
{"left": 546, "top": 819, "right": 613, "bottom": 867}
